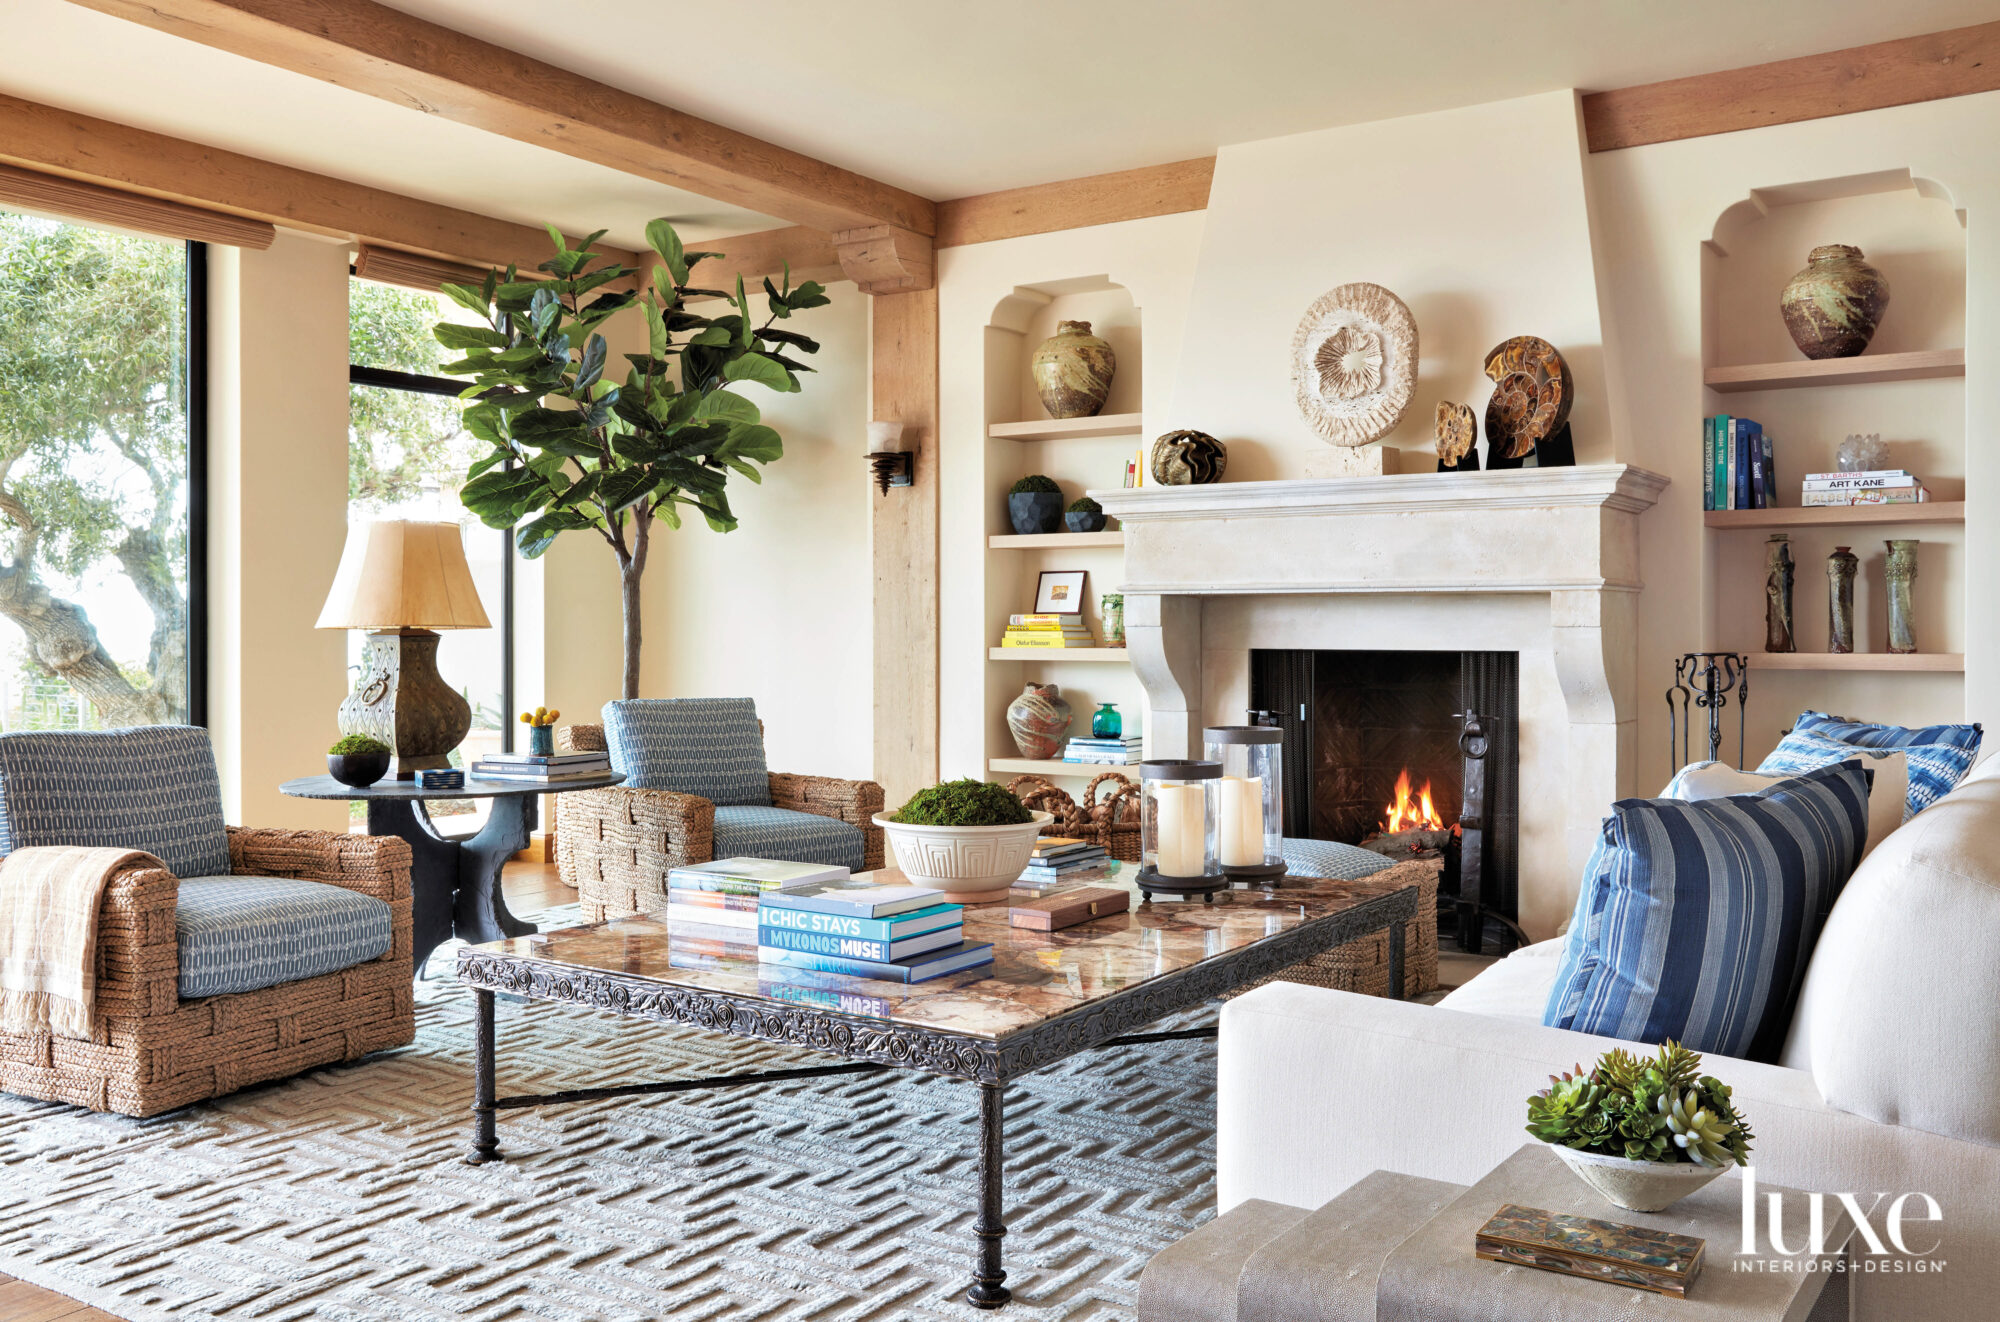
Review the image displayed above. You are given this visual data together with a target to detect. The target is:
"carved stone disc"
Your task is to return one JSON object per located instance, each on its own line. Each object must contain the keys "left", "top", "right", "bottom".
{"left": 1291, "top": 282, "right": 1419, "bottom": 447}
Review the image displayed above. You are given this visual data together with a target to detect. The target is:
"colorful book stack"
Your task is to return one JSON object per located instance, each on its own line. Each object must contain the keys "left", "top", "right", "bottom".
{"left": 1017, "top": 836, "right": 1108, "bottom": 887}
{"left": 1702, "top": 414, "right": 1777, "bottom": 510}
{"left": 1000, "top": 613, "right": 1096, "bottom": 648}
{"left": 756, "top": 879, "right": 993, "bottom": 982}
{"left": 1799, "top": 469, "right": 1926, "bottom": 506}
{"left": 471, "top": 749, "right": 610, "bottom": 782}
{"left": 1062, "top": 735, "right": 1143, "bottom": 765}
{"left": 665, "top": 857, "right": 851, "bottom": 941}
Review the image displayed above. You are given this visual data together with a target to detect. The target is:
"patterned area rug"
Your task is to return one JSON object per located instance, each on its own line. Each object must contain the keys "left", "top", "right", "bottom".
{"left": 0, "top": 908, "right": 1219, "bottom": 1321}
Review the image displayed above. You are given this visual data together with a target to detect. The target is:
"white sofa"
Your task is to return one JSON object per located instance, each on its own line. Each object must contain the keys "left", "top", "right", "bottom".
{"left": 1219, "top": 754, "right": 2000, "bottom": 1320}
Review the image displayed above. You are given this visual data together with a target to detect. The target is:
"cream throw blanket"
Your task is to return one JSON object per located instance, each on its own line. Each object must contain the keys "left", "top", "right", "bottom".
{"left": 0, "top": 845, "right": 163, "bottom": 1039}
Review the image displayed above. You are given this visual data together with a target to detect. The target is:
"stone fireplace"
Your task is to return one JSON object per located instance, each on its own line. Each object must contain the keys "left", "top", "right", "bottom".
{"left": 1092, "top": 464, "right": 1667, "bottom": 938}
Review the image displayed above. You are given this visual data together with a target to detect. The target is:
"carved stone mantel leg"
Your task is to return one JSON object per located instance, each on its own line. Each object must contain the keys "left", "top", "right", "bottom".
{"left": 1550, "top": 587, "right": 1640, "bottom": 899}
{"left": 1125, "top": 593, "right": 1203, "bottom": 757}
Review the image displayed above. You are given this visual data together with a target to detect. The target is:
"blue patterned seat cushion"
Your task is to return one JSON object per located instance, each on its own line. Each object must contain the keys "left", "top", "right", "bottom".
{"left": 1279, "top": 837, "right": 1394, "bottom": 881}
{"left": 712, "top": 806, "right": 864, "bottom": 870}
{"left": 175, "top": 877, "right": 393, "bottom": 999}
{"left": 1758, "top": 709, "right": 1982, "bottom": 818}
{"left": 0, "top": 726, "right": 231, "bottom": 879}
{"left": 1544, "top": 760, "right": 1871, "bottom": 1062}
{"left": 603, "top": 698, "right": 771, "bottom": 806}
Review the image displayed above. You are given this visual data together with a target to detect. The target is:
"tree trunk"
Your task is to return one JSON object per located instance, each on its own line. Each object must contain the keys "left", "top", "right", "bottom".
{"left": 619, "top": 512, "right": 651, "bottom": 700}
{"left": 116, "top": 526, "right": 189, "bottom": 723}
{"left": 0, "top": 560, "right": 167, "bottom": 727}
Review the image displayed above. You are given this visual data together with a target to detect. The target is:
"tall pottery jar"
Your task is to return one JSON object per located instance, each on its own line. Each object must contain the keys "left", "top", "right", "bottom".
{"left": 1780, "top": 245, "right": 1889, "bottom": 360}
{"left": 1007, "top": 683, "right": 1074, "bottom": 759}
{"left": 1030, "top": 320, "right": 1116, "bottom": 418}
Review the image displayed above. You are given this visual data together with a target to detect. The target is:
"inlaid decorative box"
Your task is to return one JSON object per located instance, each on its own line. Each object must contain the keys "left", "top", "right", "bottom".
{"left": 1009, "top": 886, "right": 1132, "bottom": 932}
{"left": 1474, "top": 1202, "right": 1705, "bottom": 1297}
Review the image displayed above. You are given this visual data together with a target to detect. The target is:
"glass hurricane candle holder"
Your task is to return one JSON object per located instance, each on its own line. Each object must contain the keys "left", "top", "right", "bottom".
{"left": 1138, "top": 760, "right": 1225, "bottom": 901}
{"left": 1203, "top": 725, "right": 1286, "bottom": 885}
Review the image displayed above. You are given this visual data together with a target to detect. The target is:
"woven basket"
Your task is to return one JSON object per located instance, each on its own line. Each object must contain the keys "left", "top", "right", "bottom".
{"left": 1006, "top": 772, "right": 1143, "bottom": 863}
{"left": 1231, "top": 858, "right": 1441, "bottom": 1000}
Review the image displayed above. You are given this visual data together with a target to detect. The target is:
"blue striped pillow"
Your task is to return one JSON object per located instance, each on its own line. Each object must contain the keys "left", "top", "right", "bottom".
{"left": 1760, "top": 710, "right": 1980, "bottom": 818}
{"left": 1544, "top": 760, "right": 1871, "bottom": 1062}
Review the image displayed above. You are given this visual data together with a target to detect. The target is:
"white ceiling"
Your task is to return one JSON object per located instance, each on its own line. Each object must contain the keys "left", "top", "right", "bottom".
{"left": 6, "top": 0, "right": 1997, "bottom": 245}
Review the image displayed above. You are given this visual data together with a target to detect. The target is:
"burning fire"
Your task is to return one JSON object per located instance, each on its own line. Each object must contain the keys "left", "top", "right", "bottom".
{"left": 1382, "top": 768, "right": 1446, "bottom": 833}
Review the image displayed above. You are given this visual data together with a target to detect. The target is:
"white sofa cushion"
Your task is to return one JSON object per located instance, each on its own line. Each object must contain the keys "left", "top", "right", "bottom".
{"left": 1666, "top": 749, "right": 1908, "bottom": 860}
{"left": 1434, "top": 938, "right": 1563, "bottom": 1025}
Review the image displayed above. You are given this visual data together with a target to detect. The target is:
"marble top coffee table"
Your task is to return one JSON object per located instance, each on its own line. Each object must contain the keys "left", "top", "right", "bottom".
{"left": 456, "top": 866, "right": 1420, "bottom": 1309}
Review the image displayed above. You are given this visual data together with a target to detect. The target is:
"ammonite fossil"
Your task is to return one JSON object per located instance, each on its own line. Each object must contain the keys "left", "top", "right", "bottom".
{"left": 1482, "top": 336, "right": 1572, "bottom": 460}
{"left": 1434, "top": 401, "right": 1477, "bottom": 466}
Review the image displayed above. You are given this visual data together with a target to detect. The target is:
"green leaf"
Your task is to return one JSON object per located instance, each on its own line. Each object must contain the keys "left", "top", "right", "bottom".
{"left": 645, "top": 219, "right": 689, "bottom": 285}
{"left": 594, "top": 467, "right": 656, "bottom": 515}
{"left": 433, "top": 323, "right": 509, "bottom": 350}
{"left": 544, "top": 222, "right": 568, "bottom": 253}
{"left": 693, "top": 391, "right": 760, "bottom": 424}
{"left": 723, "top": 352, "right": 798, "bottom": 393}
{"left": 764, "top": 276, "right": 791, "bottom": 321}
{"left": 461, "top": 467, "right": 549, "bottom": 527}
{"left": 576, "top": 334, "right": 608, "bottom": 391}
{"left": 643, "top": 301, "right": 668, "bottom": 362}
{"left": 723, "top": 422, "right": 783, "bottom": 463}
{"left": 688, "top": 325, "right": 732, "bottom": 347}
{"left": 734, "top": 275, "right": 753, "bottom": 348}
{"left": 757, "top": 326, "right": 820, "bottom": 354}
{"left": 440, "top": 281, "right": 492, "bottom": 316}
{"left": 787, "top": 280, "right": 831, "bottom": 310}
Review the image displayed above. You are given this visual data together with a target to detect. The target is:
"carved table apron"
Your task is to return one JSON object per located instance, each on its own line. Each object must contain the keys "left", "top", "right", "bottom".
{"left": 455, "top": 875, "right": 1417, "bottom": 1310}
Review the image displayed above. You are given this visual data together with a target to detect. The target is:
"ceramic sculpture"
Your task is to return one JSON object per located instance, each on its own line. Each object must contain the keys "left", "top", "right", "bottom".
{"left": 1290, "top": 283, "right": 1418, "bottom": 448}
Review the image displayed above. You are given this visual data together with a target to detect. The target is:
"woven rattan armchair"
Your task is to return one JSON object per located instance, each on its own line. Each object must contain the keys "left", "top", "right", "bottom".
{"left": 0, "top": 827, "right": 413, "bottom": 1118}
{"left": 557, "top": 721, "right": 885, "bottom": 921}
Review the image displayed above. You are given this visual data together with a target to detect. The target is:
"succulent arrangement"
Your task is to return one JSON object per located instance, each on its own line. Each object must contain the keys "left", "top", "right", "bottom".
{"left": 1009, "top": 474, "right": 1061, "bottom": 495}
{"left": 1526, "top": 1041, "right": 1753, "bottom": 1168}
{"left": 328, "top": 734, "right": 391, "bottom": 757}
{"left": 1067, "top": 496, "right": 1102, "bottom": 514}
{"left": 891, "top": 779, "right": 1033, "bottom": 827}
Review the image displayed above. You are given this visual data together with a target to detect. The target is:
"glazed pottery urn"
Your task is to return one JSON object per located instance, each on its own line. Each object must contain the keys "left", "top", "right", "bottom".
{"left": 1007, "top": 683, "right": 1073, "bottom": 759}
{"left": 1007, "top": 491, "right": 1064, "bottom": 535}
{"left": 1030, "top": 320, "right": 1116, "bottom": 419}
{"left": 1780, "top": 244, "right": 1889, "bottom": 360}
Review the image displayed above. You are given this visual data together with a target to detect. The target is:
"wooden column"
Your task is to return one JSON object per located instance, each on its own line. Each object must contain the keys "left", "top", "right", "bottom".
{"left": 870, "top": 288, "right": 940, "bottom": 807}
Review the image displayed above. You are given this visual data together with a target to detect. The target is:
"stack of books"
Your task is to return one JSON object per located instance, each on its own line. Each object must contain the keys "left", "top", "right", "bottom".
{"left": 1018, "top": 837, "right": 1108, "bottom": 887}
{"left": 1703, "top": 415, "right": 1776, "bottom": 510}
{"left": 1800, "top": 469, "right": 1927, "bottom": 506}
{"left": 1062, "top": 735, "right": 1143, "bottom": 765}
{"left": 471, "top": 750, "right": 611, "bottom": 782}
{"left": 1000, "top": 613, "right": 1096, "bottom": 648}
{"left": 756, "top": 880, "right": 992, "bottom": 982}
{"left": 665, "top": 857, "right": 850, "bottom": 941}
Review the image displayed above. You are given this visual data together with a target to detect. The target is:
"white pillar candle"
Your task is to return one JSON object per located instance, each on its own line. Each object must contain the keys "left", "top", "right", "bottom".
{"left": 1154, "top": 783, "right": 1208, "bottom": 877}
{"left": 1218, "top": 775, "right": 1264, "bottom": 867}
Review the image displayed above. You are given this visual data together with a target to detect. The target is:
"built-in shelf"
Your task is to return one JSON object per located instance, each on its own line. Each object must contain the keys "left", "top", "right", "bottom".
{"left": 1704, "top": 501, "right": 1965, "bottom": 530}
{"left": 988, "top": 412, "right": 1144, "bottom": 442}
{"left": 1747, "top": 652, "right": 1964, "bottom": 673}
{"left": 988, "top": 647, "right": 1129, "bottom": 663}
{"left": 989, "top": 758, "right": 1135, "bottom": 778}
{"left": 988, "top": 530, "right": 1125, "bottom": 549}
{"left": 1703, "top": 349, "right": 1964, "bottom": 394}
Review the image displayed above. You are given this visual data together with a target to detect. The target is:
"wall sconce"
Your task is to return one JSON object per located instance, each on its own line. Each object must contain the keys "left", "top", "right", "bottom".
{"left": 866, "top": 420, "right": 913, "bottom": 495}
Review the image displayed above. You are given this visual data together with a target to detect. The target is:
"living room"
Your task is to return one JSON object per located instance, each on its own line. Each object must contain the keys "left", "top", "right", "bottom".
{"left": 0, "top": 3, "right": 1995, "bottom": 1319}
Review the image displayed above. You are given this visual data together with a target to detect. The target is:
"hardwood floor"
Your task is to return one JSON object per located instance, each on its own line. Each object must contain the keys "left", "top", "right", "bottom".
{"left": 0, "top": 859, "right": 576, "bottom": 1322}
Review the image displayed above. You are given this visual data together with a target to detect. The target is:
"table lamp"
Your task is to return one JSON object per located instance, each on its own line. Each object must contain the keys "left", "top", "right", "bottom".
{"left": 316, "top": 520, "right": 491, "bottom": 778}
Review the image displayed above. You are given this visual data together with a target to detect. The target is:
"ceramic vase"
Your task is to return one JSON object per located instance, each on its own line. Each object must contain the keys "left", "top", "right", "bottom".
{"left": 1065, "top": 508, "right": 1107, "bottom": 533}
{"left": 1764, "top": 533, "right": 1795, "bottom": 653}
{"left": 1548, "top": 1146, "right": 1729, "bottom": 1214}
{"left": 1780, "top": 244, "right": 1889, "bottom": 360}
{"left": 1007, "top": 491, "right": 1063, "bottom": 535}
{"left": 1101, "top": 593, "right": 1125, "bottom": 647}
{"left": 1030, "top": 320, "right": 1116, "bottom": 419}
{"left": 1007, "top": 683, "right": 1073, "bottom": 760}
{"left": 1827, "top": 546, "right": 1859, "bottom": 654}
{"left": 327, "top": 750, "right": 390, "bottom": 788}
{"left": 529, "top": 724, "right": 555, "bottom": 756}
{"left": 1149, "top": 430, "right": 1228, "bottom": 485}
{"left": 1887, "top": 539, "right": 1920, "bottom": 654}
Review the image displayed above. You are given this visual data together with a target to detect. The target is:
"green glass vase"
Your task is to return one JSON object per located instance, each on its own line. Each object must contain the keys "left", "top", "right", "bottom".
{"left": 1091, "top": 703, "right": 1121, "bottom": 739}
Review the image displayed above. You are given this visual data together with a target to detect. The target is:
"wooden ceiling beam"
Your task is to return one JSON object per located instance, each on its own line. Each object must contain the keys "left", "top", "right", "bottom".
{"left": 1583, "top": 20, "right": 2000, "bottom": 152}
{"left": 67, "top": 0, "right": 937, "bottom": 237}
{"left": 934, "top": 157, "right": 1215, "bottom": 248}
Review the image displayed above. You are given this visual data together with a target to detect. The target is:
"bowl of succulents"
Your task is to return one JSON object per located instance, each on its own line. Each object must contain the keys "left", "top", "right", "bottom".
{"left": 1526, "top": 1040, "right": 1755, "bottom": 1212}
{"left": 874, "top": 780, "right": 1054, "bottom": 904}
{"left": 326, "top": 734, "right": 392, "bottom": 788}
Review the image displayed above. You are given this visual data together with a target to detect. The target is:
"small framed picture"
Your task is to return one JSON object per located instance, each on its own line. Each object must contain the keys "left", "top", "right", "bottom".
{"left": 1034, "top": 569, "right": 1088, "bottom": 615}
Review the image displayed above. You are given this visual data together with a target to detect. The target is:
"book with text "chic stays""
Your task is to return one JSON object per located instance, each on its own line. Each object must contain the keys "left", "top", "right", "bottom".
{"left": 756, "top": 901, "right": 963, "bottom": 942}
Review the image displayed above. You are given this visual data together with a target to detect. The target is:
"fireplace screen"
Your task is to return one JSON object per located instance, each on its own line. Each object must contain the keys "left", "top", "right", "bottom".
{"left": 1251, "top": 648, "right": 1520, "bottom": 933}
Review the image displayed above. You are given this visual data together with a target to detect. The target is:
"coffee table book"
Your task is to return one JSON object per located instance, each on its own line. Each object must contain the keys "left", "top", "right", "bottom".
{"left": 1474, "top": 1202, "right": 1705, "bottom": 1297}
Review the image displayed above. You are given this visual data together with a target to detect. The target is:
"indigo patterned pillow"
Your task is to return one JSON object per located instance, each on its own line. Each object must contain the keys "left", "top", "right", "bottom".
{"left": 601, "top": 697, "right": 771, "bottom": 806}
{"left": 1544, "top": 760, "right": 1871, "bottom": 1063}
{"left": 1759, "top": 709, "right": 1981, "bottom": 818}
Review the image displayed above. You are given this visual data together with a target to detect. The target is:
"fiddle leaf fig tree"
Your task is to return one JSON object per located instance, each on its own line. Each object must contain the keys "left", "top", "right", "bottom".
{"left": 435, "top": 220, "right": 831, "bottom": 698}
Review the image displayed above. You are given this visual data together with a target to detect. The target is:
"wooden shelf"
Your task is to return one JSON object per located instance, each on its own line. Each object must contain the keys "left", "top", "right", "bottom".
{"left": 1704, "top": 349, "right": 1964, "bottom": 393}
{"left": 1704, "top": 501, "right": 1964, "bottom": 529}
{"left": 989, "top": 647, "right": 1129, "bottom": 663}
{"left": 988, "top": 412, "right": 1144, "bottom": 442}
{"left": 1747, "top": 652, "right": 1964, "bottom": 672}
{"left": 989, "top": 530, "right": 1124, "bottom": 549}
{"left": 989, "top": 758, "right": 1136, "bottom": 778}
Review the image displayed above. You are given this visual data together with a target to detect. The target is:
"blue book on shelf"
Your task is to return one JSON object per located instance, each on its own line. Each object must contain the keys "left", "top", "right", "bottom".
{"left": 1734, "top": 419, "right": 1753, "bottom": 511}
{"left": 1702, "top": 419, "right": 1715, "bottom": 511}
{"left": 757, "top": 940, "right": 996, "bottom": 983}
{"left": 756, "top": 902, "right": 962, "bottom": 943}
{"left": 1745, "top": 420, "right": 1766, "bottom": 508}
{"left": 756, "top": 924, "right": 962, "bottom": 963}
{"left": 1761, "top": 430, "right": 1776, "bottom": 508}
{"left": 1714, "top": 415, "right": 1731, "bottom": 510}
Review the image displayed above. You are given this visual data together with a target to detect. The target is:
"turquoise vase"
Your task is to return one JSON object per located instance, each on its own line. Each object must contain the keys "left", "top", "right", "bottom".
{"left": 1092, "top": 703, "right": 1122, "bottom": 739}
{"left": 529, "top": 724, "right": 555, "bottom": 756}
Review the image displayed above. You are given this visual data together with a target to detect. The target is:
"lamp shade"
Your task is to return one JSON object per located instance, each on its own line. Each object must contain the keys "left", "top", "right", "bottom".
{"left": 315, "top": 520, "right": 492, "bottom": 631}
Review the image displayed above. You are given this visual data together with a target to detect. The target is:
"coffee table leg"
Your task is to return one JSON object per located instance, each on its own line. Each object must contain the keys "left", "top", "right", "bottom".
{"left": 1389, "top": 919, "right": 1406, "bottom": 1001}
{"left": 466, "top": 988, "right": 502, "bottom": 1165}
{"left": 966, "top": 1080, "right": 1011, "bottom": 1309}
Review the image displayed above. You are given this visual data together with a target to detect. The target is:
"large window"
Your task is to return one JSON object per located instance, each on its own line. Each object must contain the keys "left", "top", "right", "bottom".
{"left": 0, "top": 211, "right": 202, "bottom": 730}
{"left": 347, "top": 280, "right": 512, "bottom": 820}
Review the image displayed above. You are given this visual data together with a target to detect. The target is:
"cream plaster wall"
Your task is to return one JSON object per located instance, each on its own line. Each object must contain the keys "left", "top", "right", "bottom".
{"left": 207, "top": 231, "right": 352, "bottom": 831}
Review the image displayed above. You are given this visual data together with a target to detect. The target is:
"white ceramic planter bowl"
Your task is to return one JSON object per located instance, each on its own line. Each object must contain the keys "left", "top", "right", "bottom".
{"left": 1548, "top": 1144, "right": 1730, "bottom": 1212}
{"left": 872, "top": 810, "right": 1053, "bottom": 904}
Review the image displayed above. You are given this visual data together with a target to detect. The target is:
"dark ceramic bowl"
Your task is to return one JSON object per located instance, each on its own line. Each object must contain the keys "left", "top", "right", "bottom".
{"left": 328, "top": 751, "right": 391, "bottom": 788}
{"left": 1065, "top": 510, "right": 1107, "bottom": 533}
{"left": 1008, "top": 491, "right": 1064, "bottom": 535}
